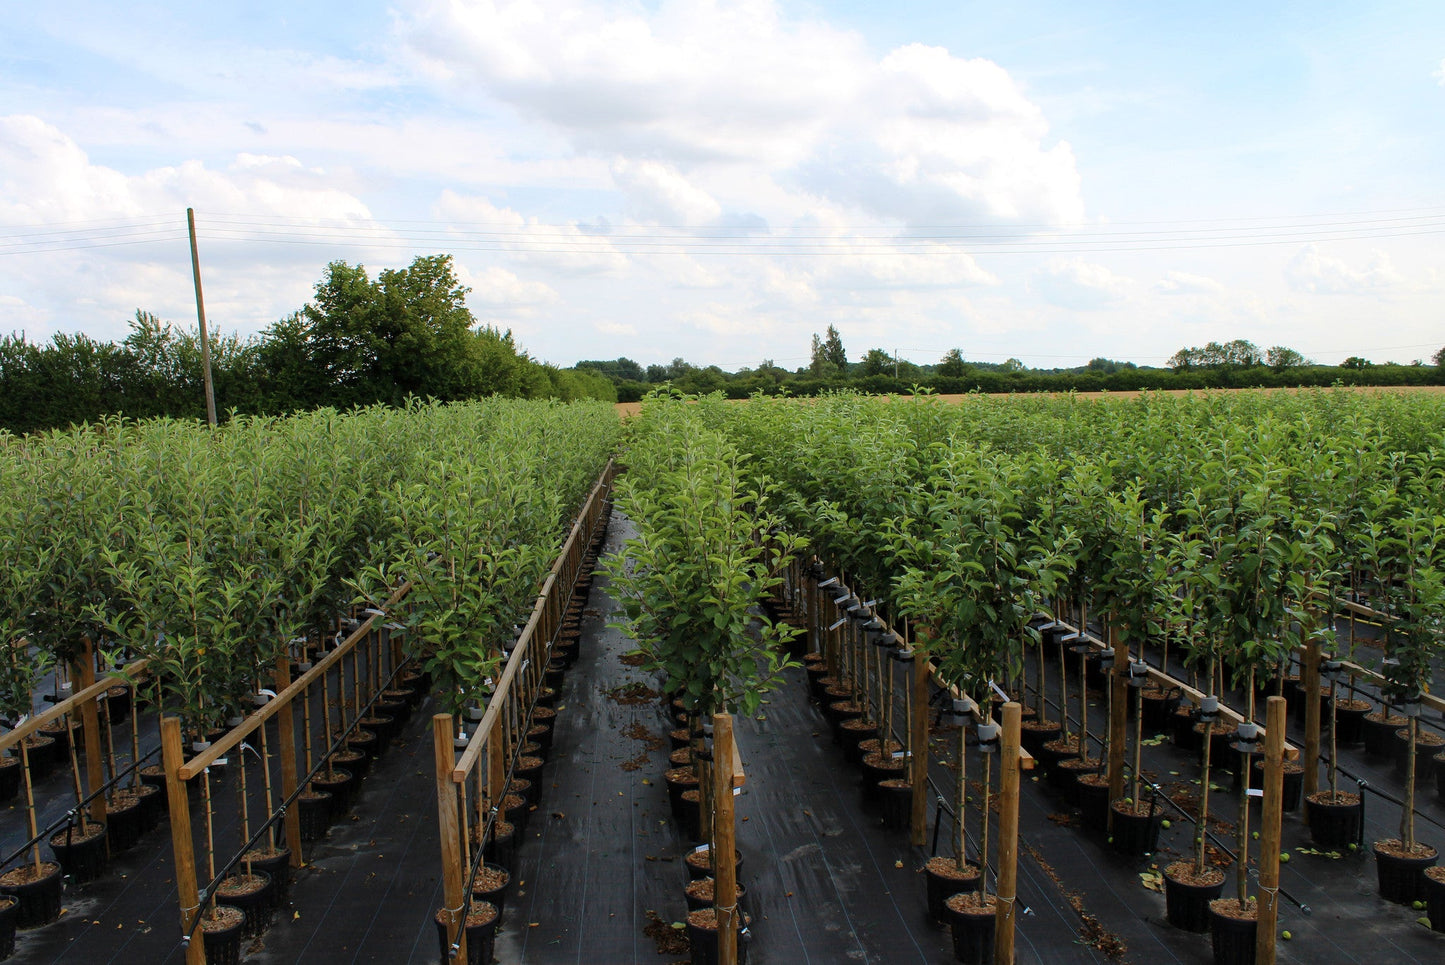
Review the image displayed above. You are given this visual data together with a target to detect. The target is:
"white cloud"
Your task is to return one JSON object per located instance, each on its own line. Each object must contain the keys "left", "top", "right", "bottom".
{"left": 611, "top": 159, "right": 722, "bottom": 224}
{"left": 1157, "top": 270, "right": 1225, "bottom": 295}
{"left": 1285, "top": 244, "right": 1404, "bottom": 294}
{"left": 432, "top": 190, "right": 629, "bottom": 276}
{"left": 397, "top": 0, "right": 1083, "bottom": 227}
{"left": 595, "top": 320, "right": 637, "bottom": 336}
{"left": 1435, "top": 59, "right": 1445, "bottom": 85}
{"left": 458, "top": 265, "right": 558, "bottom": 318}
{"left": 1034, "top": 259, "right": 1134, "bottom": 310}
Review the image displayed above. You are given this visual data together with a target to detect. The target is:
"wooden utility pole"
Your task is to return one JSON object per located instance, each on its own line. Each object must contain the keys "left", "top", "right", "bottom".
{"left": 161, "top": 717, "right": 205, "bottom": 965}
{"left": 712, "top": 713, "right": 739, "bottom": 965}
{"left": 186, "top": 208, "right": 218, "bottom": 427}
{"left": 994, "top": 702, "right": 1022, "bottom": 965}
{"left": 1256, "top": 696, "right": 1286, "bottom": 965}
{"left": 910, "top": 658, "right": 930, "bottom": 846}
{"left": 1301, "top": 641, "right": 1321, "bottom": 798}
{"left": 434, "top": 714, "right": 466, "bottom": 963}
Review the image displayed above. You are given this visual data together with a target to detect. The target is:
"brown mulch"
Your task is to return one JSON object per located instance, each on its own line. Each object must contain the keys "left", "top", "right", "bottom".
{"left": 1164, "top": 861, "right": 1225, "bottom": 887}
{"left": 619, "top": 652, "right": 647, "bottom": 667}
{"left": 605, "top": 682, "right": 663, "bottom": 704}
{"left": 1021, "top": 842, "right": 1128, "bottom": 960}
{"left": 1373, "top": 838, "right": 1438, "bottom": 859}
{"left": 473, "top": 864, "right": 509, "bottom": 890}
{"left": 1208, "top": 897, "right": 1257, "bottom": 921}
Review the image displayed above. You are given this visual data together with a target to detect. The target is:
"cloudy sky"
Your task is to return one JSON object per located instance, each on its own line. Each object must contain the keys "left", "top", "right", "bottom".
{"left": 2, "top": 0, "right": 1442, "bottom": 370}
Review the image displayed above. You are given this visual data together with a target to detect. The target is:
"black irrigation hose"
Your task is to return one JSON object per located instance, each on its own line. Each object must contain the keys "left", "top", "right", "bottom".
{"left": 0, "top": 742, "right": 163, "bottom": 873}
{"left": 1318, "top": 752, "right": 1445, "bottom": 839}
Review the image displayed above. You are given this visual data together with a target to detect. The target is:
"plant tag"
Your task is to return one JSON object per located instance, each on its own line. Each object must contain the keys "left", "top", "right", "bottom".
{"left": 692, "top": 844, "right": 709, "bottom": 853}
{"left": 827, "top": 617, "right": 847, "bottom": 631}
{"left": 1059, "top": 631, "right": 1080, "bottom": 642}
{"left": 1247, "top": 787, "right": 1264, "bottom": 798}
{"left": 732, "top": 787, "right": 741, "bottom": 796}
{"left": 891, "top": 751, "right": 910, "bottom": 760}
{"left": 988, "top": 680, "right": 1010, "bottom": 702}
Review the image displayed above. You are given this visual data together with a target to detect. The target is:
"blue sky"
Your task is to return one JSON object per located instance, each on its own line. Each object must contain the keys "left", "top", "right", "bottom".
{"left": 2, "top": 1, "right": 1442, "bottom": 370}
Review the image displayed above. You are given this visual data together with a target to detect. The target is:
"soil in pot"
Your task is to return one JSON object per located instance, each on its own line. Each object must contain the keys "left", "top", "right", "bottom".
{"left": 1305, "top": 790, "right": 1362, "bottom": 849}
{"left": 0, "top": 861, "right": 63, "bottom": 928}
{"left": 1075, "top": 774, "right": 1111, "bottom": 832}
{"left": 1332, "top": 698, "right": 1371, "bottom": 745}
{"left": 106, "top": 788, "right": 147, "bottom": 853}
{"left": 1038, "top": 735, "right": 1085, "bottom": 778}
{"left": 1372, "top": 838, "right": 1438, "bottom": 904}
{"left": 860, "top": 750, "right": 906, "bottom": 804}
{"left": 1163, "top": 861, "right": 1225, "bottom": 932}
{"left": 1424, "top": 866, "right": 1445, "bottom": 934}
{"left": 200, "top": 906, "right": 246, "bottom": 965}
{"left": 0, "top": 757, "right": 21, "bottom": 803}
{"left": 471, "top": 863, "right": 511, "bottom": 917}
{"left": 1362, "top": 712, "right": 1406, "bottom": 759}
{"left": 924, "top": 856, "right": 980, "bottom": 921}
{"left": 665, "top": 767, "right": 699, "bottom": 818}
{"left": 501, "top": 793, "right": 529, "bottom": 834}
{"left": 684, "top": 876, "right": 748, "bottom": 914}
{"left": 1109, "top": 800, "right": 1163, "bottom": 857}
{"left": 878, "top": 779, "right": 913, "bottom": 831}
{"left": 668, "top": 747, "right": 693, "bottom": 769}
{"left": 685, "top": 907, "right": 751, "bottom": 965}
{"left": 215, "top": 871, "right": 273, "bottom": 938}
{"left": 1208, "top": 897, "right": 1257, "bottom": 965}
{"left": 514, "top": 756, "right": 545, "bottom": 796}
{"left": 434, "top": 902, "right": 500, "bottom": 965}
{"left": 685, "top": 846, "right": 743, "bottom": 882}
{"left": 0, "top": 894, "right": 16, "bottom": 960}
{"left": 48, "top": 822, "right": 108, "bottom": 883}
{"left": 360, "top": 714, "right": 397, "bottom": 749}
{"left": 826, "top": 700, "right": 864, "bottom": 742}
{"left": 347, "top": 728, "right": 378, "bottom": 763}
{"left": 668, "top": 728, "right": 691, "bottom": 752}
{"left": 332, "top": 747, "right": 369, "bottom": 782}
{"left": 944, "top": 891, "right": 998, "bottom": 965}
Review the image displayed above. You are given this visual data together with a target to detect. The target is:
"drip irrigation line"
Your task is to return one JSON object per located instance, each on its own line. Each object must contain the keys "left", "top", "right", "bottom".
{"left": 1317, "top": 752, "right": 1445, "bottom": 838}
{"left": 0, "top": 742, "right": 162, "bottom": 873}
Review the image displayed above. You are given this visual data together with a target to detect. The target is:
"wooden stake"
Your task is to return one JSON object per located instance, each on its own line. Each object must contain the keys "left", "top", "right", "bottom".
{"left": 161, "top": 717, "right": 206, "bottom": 965}
{"left": 274, "top": 658, "right": 302, "bottom": 866}
{"left": 74, "top": 640, "right": 108, "bottom": 828}
{"left": 434, "top": 714, "right": 466, "bottom": 963}
{"left": 712, "top": 713, "right": 738, "bottom": 965}
{"left": 1302, "top": 640, "right": 1321, "bottom": 799}
{"left": 994, "top": 702, "right": 1022, "bottom": 965}
{"left": 910, "top": 655, "right": 929, "bottom": 846}
{"left": 1107, "top": 624, "right": 1129, "bottom": 803}
{"left": 1255, "top": 696, "right": 1286, "bottom": 965}
{"left": 20, "top": 739, "right": 41, "bottom": 876}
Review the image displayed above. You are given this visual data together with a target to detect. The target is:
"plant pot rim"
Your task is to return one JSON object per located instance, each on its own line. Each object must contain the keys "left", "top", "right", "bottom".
{"left": 1306, "top": 789, "right": 1360, "bottom": 806}
{"left": 1372, "top": 838, "right": 1438, "bottom": 860}
{"left": 0, "top": 861, "right": 61, "bottom": 886}
{"left": 1208, "top": 897, "right": 1257, "bottom": 921}
{"left": 944, "top": 891, "right": 998, "bottom": 916}
{"left": 1164, "top": 861, "right": 1226, "bottom": 887}
{"left": 924, "top": 856, "right": 980, "bottom": 880}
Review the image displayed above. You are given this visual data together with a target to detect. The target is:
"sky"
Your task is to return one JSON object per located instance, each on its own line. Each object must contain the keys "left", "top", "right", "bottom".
{"left": 1, "top": 0, "right": 1442, "bottom": 371}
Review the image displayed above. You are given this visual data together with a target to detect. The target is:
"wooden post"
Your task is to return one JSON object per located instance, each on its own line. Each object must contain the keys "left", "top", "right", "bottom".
{"left": 1256, "top": 696, "right": 1286, "bottom": 965}
{"left": 434, "top": 714, "right": 466, "bottom": 963}
{"left": 74, "top": 640, "right": 108, "bottom": 828}
{"left": 911, "top": 656, "right": 929, "bottom": 846}
{"left": 274, "top": 657, "right": 302, "bottom": 866}
{"left": 162, "top": 717, "right": 206, "bottom": 965}
{"left": 1107, "top": 624, "right": 1129, "bottom": 802}
{"left": 712, "top": 713, "right": 738, "bottom": 965}
{"left": 186, "top": 207, "right": 218, "bottom": 427}
{"left": 994, "top": 702, "right": 1022, "bottom": 965}
{"left": 1301, "top": 641, "right": 1321, "bottom": 799}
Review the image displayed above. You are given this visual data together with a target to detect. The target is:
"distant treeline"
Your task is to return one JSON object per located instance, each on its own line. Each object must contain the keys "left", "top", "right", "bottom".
{"left": 0, "top": 255, "right": 615, "bottom": 435}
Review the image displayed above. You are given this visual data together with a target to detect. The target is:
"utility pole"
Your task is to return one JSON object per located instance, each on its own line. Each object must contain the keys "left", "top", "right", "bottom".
{"left": 187, "top": 208, "right": 218, "bottom": 427}
{"left": 894, "top": 348, "right": 899, "bottom": 379}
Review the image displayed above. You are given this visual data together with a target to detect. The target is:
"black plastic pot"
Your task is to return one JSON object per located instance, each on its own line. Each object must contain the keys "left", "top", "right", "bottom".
{"left": 685, "top": 909, "right": 750, "bottom": 965}
{"left": 242, "top": 847, "right": 293, "bottom": 909}
{"left": 135, "top": 783, "right": 164, "bottom": 832}
{"left": 1054, "top": 758, "right": 1099, "bottom": 801}
{"left": 1393, "top": 728, "right": 1444, "bottom": 784}
{"left": 1036, "top": 739, "right": 1080, "bottom": 780}
{"left": 684, "top": 877, "right": 748, "bottom": 913}
{"left": 1208, "top": 899, "right": 1257, "bottom": 965}
{"left": 49, "top": 823, "right": 108, "bottom": 883}
{"left": 1171, "top": 708, "right": 1203, "bottom": 753}
{"left": 1332, "top": 700, "right": 1370, "bottom": 745}
{"left": 826, "top": 700, "right": 864, "bottom": 743}
{"left": 879, "top": 779, "right": 912, "bottom": 831}
{"left": 360, "top": 714, "right": 398, "bottom": 750}
{"left": 945, "top": 893, "right": 997, "bottom": 965}
{"left": 860, "top": 753, "right": 905, "bottom": 804}
{"left": 201, "top": 906, "right": 246, "bottom": 965}
{"left": 1248, "top": 760, "right": 1304, "bottom": 812}
{"left": 679, "top": 789, "right": 702, "bottom": 841}
{"left": 21, "top": 736, "right": 56, "bottom": 780}
{"left": 1163, "top": 865, "right": 1225, "bottom": 932}
{"left": 0, "top": 862, "right": 62, "bottom": 928}
{"left": 333, "top": 747, "right": 369, "bottom": 783}
{"left": 215, "top": 871, "right": 273, "bottom": 938}
{"left": 1076, "top": 775, "right": 1111, "bottom": 832}
{"left": 434, "top": 902, "right": 500, "bottom": 965}
{"left": 685, "top": 848, "right": 743, "bottom": 882}
{"left": 106, "top": 792, "right": 147, "bottom": 853}
{"left": 298, "top": 790, "right": 333, "bottom": 841}
{"left": 312, "top": 768, "right": 355, "bottom": 817}
{"left": 1140, "top": 688, "right": 1180, "bottom": 733}
{"left": 1109, "top": 801, "right": 1162, "bottom": 857}
{"left": 1019, "top": 720, "right": 1062, "bottom": 757}
{"left": 1362, "top": 713, "right": 1406, "bottom": 759}
{"left": 373, "top": 697, "right": 409, "bottom": 729}
{"left": 0, "top": 759, "right": 20, "bottom": 803}
{"left": 104, "top": 685, "right": 133, "bottom": 723}
{"left": 139, "top": 764, "right": 169, "bottom": 806}
{"left": 0, "top": 894, "right": 16, "bottom": 960}
{"left": 924, "top": 859, "right": 979, "bottom": 921}
{"left": 839, "top": 719, "right": 878, "bottom": 765}
{"left": 1424, "top": 867, "right": 1445, "bottom": 934}
{"left": 484, "top": 821, "right": 518, "bottom": 869}
{"left": 1373, "top": 841, "right": 1438, "bottom": 904}
{"left": 347, "top": 728, "right": 379, "bottom": 765}
{"left": 1305, "top": 791, "right": 1362, "bottom": 849}
{"left": 805, "top": 665, "right": 829, "bottom": 702}
{"left": 514, "top": 756, "right": 545, "bottom": 798}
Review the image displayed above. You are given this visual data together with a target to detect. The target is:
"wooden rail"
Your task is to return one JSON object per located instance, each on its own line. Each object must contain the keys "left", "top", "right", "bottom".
{"left": 0, "top": 655, "right": 149, "bottom": 755}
